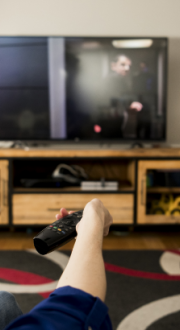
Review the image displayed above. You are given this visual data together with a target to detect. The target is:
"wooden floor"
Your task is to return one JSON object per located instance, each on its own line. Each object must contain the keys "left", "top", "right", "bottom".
{"left": 0, "top": 230, "right": 180, "bottom": 250}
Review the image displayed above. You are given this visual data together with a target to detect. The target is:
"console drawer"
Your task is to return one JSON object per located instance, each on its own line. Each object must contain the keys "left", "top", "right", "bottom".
{"left": 12, "top": 193, "right": 133, "bottom": 225}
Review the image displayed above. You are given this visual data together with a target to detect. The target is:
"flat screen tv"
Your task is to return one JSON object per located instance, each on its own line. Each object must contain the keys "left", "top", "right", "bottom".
{"left": 0, "top": 36, "right": 168, "bottom": 142}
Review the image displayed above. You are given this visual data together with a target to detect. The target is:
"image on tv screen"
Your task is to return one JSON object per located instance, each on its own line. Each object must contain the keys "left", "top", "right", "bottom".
{"left": 0, "top": 37, "right": 167, "bottom": 141}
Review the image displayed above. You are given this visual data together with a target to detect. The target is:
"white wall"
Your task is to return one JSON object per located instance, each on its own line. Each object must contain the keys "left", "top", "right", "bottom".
{"left": 0, "top": 0, "right": 180, "bottom": 144}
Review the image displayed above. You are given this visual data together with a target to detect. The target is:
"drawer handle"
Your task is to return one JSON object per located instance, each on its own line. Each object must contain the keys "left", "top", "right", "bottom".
{"left": 141, "top": 179, "right": 146, "bottom": 205}
{"left": 2, "top": 179, "right": 8, "bottom": 207}
{"left": 47, "top": 208, "right": 80, "bottom": 212}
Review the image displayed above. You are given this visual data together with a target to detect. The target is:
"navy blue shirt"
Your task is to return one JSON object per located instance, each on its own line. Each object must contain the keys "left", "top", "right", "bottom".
{"left": 6, "top": 286, "right": 112, "bottom": 330}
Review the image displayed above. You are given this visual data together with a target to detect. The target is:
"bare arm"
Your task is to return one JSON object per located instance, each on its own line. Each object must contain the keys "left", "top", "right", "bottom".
{"left": 56, "top": 198, "right": 113, "bottom": 302}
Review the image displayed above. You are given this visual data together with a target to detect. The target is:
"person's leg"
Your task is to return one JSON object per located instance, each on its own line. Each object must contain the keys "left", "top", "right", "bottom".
{"left": 0, "top": 291, "right": 23, "bottom": 330}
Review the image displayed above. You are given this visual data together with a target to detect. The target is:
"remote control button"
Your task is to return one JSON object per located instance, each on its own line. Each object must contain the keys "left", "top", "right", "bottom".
{"left": 62, "top": 231, "right": 66, "bottom": 234}
{"left": 63, "top": 226, "right": 72, "bottom": 231}
{"left": 65, "top": 215, "right": 72, "bottom": 219}
{"left": 49, "top": 225, "right": 53, "bottom": 227}
{"left": 52, "top": 229, "right": 57, "bottom": 232}
{"left": 65, "top": 220, "right": 74, "bottom": 225}
{"left": 57, "top": 231, "right": 63, "bottom": 235}
{"left": 47, "top": 227, "right": 52, "bottom": 230}
{"left": 53, "top": 227, "right": 58, "bottom": 229}
{"left": 57, "top": 228, "right": 62, "bottom": 232}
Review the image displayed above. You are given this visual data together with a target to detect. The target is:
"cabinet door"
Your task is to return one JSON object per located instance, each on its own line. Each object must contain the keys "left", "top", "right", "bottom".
{"left": 137, "top": 160, "right": 180, "bottom": 224}
{"left": 0, "top": 160, "right": 9, "bottom": 224}
{"left": 12, "top": 193, "right": 134, "bottom": 225}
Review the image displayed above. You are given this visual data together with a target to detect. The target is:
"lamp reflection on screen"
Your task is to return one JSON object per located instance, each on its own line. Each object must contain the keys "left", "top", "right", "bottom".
{"left": 112, "top": 39, "right": 153, "bottom": 48}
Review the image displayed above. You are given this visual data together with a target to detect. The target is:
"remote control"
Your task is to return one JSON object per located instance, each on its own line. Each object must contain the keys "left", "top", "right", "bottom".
{"left": 33, "top": 210, "right": 83, "bottom": 255}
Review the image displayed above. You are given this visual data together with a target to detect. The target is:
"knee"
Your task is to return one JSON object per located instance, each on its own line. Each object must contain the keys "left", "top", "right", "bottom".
{"left": 0, "top": 291, "right": 16, "bottom": 308}
{"left": 0, "top": 291, "right": 22, "bottom": 329}
{"left": 0, "top": 291, "right": 14, "bottom": 299}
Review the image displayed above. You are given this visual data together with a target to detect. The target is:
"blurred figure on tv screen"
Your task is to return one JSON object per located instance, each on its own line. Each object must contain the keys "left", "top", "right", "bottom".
{"left": 111, "top": 54, "right": 132, "bottom": 77}
{"left": 97, "top": 53, "right": 151, "bottom": 140}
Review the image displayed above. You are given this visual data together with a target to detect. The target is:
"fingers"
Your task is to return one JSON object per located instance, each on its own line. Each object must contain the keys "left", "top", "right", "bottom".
{"left": 56, "top": 213, "right": 62, "bottom": 220}
{"left": 55, "top": 208, "right": 74, "bottom": 220}
{"left": 76, "top": 222, "right": 80, "bottom": 232}
{"left": 103, "top": 227, "right": 110, "bottom": 237}
{"left": 74, "top": 222, "right": 81, "bottom": 240}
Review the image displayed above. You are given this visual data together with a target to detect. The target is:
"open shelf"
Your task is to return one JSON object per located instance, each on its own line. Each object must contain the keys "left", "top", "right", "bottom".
{"left": 12, "top": 158, "right": 135, "bottom": 192}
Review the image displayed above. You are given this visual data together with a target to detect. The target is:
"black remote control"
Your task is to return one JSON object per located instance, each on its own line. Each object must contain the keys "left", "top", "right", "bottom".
{"left": 33, "top": 210, "right": 83, "bottom": 255}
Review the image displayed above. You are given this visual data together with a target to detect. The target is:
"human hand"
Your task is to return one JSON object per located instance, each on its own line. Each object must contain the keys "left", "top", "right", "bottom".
{"left": 79, "top": 198, "right": 113, "bottom": 236}
{"left": 129, "top": 101, "right": 143, "bottom": 112}
{"left": 55, "top": 199, "right": 113, "bottom": 237}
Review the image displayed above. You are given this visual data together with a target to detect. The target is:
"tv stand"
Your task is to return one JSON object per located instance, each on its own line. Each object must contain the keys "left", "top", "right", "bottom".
{"left": 0, "top": 147, "right": 180, "bottom": 228}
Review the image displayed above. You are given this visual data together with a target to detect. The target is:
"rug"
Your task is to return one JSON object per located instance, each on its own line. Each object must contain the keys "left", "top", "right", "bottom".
{"left": 0, "top": 250, "right": 180, "bottom": 330}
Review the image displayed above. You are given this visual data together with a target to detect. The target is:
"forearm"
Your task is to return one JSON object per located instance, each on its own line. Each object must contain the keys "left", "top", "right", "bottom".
{"left": 57, "top": 213, "right": 106, "bottom": 301}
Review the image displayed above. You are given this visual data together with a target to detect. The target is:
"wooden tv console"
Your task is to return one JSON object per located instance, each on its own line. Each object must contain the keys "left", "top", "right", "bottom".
{"left": 1, "top": 147, "right": 180, "bottom": 228}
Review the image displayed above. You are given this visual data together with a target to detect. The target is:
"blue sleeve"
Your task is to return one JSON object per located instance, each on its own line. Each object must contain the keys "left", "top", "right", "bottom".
{"left": 5, "top": 286, "right": 112, "bottom": 330}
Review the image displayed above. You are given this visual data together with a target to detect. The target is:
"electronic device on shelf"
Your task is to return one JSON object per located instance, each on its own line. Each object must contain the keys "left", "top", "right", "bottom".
{"left": 81, "top": 180, "right": 118, "bottom": 191}
{"left": 20, "top": 178, "right": 80, "bottom": 188}
{"left": 20, "top": 163, "right": 88, "bottom": 188}
{"left": 52, "top": 164, "right": 88, "bottom": 183}
{"left": 0, "top": 36, "right": 167, "bottom": 142}
{"left": 33, "top": 210, "right": 83, "bottom": 255}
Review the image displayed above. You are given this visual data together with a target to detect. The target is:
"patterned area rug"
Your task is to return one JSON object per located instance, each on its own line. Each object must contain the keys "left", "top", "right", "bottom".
{"left": 0, "top": 250, "right": 180, "bottom": 330}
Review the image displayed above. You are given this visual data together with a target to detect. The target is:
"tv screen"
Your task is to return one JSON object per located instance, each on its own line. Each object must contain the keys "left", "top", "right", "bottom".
{"left": 0, "top": 37, "right": 167, "bottom": 141}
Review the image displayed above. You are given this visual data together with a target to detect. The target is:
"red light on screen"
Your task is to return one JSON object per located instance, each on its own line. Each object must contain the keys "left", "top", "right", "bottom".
{"left": 94, "top": 125, "right": 102, "bottom": 133}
